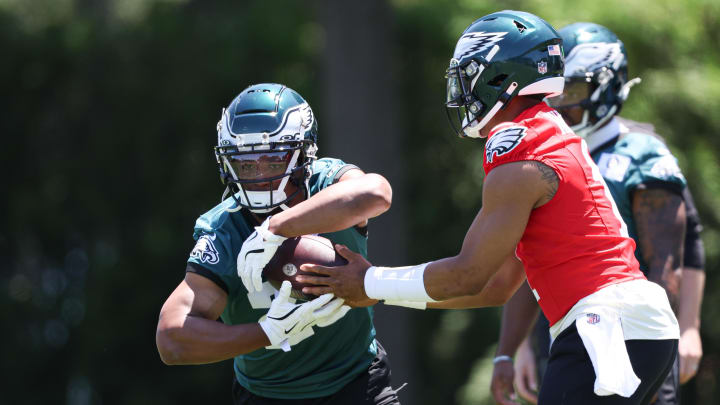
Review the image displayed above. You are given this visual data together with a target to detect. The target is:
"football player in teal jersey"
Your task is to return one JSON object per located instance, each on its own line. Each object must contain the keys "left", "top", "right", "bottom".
{"left": 156, "top": 83, "right": 401, "bottom": 404}
{"left": 490, "top": 23, "right": 706, "bottom": 405}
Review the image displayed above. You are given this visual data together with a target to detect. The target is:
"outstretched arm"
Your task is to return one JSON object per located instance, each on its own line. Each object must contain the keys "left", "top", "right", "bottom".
{"left": 427, "top": 254, "right": 526, "bottom": 309}
{"left": 421, "top": 162, "right": 537, "bottom": 299}
{"left": 156, "top": 272, "right": 269, "bottom": 365}
{"left": 299, "top": 160, "right": 556, "bottom": 305}
{"left": 269, "top": 170, "right": 392, "bottom": 236}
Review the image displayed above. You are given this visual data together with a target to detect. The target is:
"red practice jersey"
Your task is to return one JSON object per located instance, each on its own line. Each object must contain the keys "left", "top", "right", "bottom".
{"left": 483, "top": 103, "right": 645, "bottom": 325}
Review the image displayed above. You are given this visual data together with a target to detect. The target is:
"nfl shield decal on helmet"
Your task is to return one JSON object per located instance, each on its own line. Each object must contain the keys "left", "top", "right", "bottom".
{"left": 537, "top": 61, "right": 548, "bottom": 74}
{"left": 453, "top": 31, "right": 507, "bottom": 60}
{"left": 191, "top": 234, "right": 220, "bottom": 264}
{"left": 485, "top": 126, "right": 527, "bottom": 163}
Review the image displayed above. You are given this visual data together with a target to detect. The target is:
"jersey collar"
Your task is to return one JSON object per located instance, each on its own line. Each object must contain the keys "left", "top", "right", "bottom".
{"left": 488, "top": 103, "right": 553, "bottom": 137}
{"left": 512, "top": 102, "right": 554, "bottom": 123}
{"left": 586, "top": 117, "right": 621, "bottom": 154}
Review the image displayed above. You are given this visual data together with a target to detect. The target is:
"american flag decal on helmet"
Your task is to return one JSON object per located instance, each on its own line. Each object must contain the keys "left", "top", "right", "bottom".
{"left": 548, "top": 44, "right": 562, "bottom": 56}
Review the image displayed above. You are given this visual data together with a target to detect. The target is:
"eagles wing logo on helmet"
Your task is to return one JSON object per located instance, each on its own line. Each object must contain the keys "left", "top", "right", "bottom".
{"left": 453, "top": 31, "right": 507, "bottom": 60}
{"left": 299, "top": 104, "right": 314, "bottom": 133}
{"left": 565, "top": 42, "right": 624, "bottom": 76}
{"left": 485, "top": 126, "right": 527, "bottom": 164}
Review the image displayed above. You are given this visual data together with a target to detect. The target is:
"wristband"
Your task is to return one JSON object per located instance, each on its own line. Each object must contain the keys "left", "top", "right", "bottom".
{"left": 492, "top": 355, "right": 513, "bottom": 365}
{"left": 363, "top": 263, "right": 437, "bottom": 302}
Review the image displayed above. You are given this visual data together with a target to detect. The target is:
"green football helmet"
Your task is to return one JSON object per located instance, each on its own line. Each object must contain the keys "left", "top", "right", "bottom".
{"left": 445, "top": 10, "right": 565, "bottom": 138}
{"left": 545, "top": 22, "right": 640, "bottom": 137}
{"left": 215, "top": 83, "right": 318, "bottom": 213}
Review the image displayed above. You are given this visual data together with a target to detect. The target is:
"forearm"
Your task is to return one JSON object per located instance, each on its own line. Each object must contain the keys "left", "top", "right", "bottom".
{"left": 678, "top": 269, "right": 705, "bottom": 332}
{"left": 496, "top": 282, "right": 540, "bottom": 356}
{"left": 338, "top": 164, "right": 536, "bottom": 305}
{"left": 364, "top": 205, "right": 528, "bottom": 304}
{"left": 423, "top": 256, "right": 494, "bottom": 300}
{"left": 269, "top": 173, "right": 391, "bottom": 237}
{"left": 428, "top": 294, "right": 492, "bottom": 309}
{"left": 157, "top": 313, "right": 269, "bottom": 365}
{"left": 428, "top": 255, "right": 526, "bottom": 309}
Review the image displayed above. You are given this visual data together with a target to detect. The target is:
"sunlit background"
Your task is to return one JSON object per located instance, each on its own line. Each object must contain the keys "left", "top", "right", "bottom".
{"left": 2, "top": 0, "right": 720, "bottom": 404}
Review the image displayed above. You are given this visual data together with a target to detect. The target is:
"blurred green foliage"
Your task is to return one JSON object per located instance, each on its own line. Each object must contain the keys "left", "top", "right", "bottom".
{"left": 2, "top": 0, "right": 719, "bottom": 404}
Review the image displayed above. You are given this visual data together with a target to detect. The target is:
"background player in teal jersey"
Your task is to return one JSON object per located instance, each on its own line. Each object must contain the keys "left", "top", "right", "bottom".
{"left": 490, "top": 23, "right": 706, "bottom": 405}
{"left": 155, "top": 83, "right": 401, "bottom": 404}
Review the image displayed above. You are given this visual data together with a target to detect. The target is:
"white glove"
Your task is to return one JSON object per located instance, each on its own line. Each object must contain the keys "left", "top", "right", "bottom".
{"left": 259, "top": 281, "right": 344, "bottom": 351}
{"left": 237, "top": 217, "right": 287, "bottom": 293}
{"left": 261, "top": 314, "right": 315, "bottom": 351}
{"left": 262, "top": 299, "right": 351, "bottom": 350}
{"left": 315, "top": 300, "right": 351, "bottom": 327}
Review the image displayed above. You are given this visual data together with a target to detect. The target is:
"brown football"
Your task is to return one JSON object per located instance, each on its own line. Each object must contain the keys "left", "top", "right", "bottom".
{"left": 262, "top": 234, "right": 347, "bottom": 301}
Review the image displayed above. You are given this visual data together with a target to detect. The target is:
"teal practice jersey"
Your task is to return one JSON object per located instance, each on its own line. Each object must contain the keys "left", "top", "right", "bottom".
{"left": 187, "top": 158, "right": 376, "bottom": 399}
{"left": 591, "top": 118, "right": 686, "bottom": 271}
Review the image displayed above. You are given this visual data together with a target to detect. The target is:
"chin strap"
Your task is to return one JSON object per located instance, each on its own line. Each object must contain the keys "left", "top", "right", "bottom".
{"left": 462, "top": 82, "right": 519, "bottom": 138}
{"left": 574, "top": 77, "right": 641, "bottom": 138}
{"left": 619, "top": 77, "right": 641, "bottom": 102}
{"left": 573, "top": 105, "right": 617, "bottom": 138}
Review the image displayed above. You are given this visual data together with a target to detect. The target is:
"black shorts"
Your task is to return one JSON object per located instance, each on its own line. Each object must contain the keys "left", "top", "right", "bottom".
{"left": 653, "top": 354, "right": 680, "bottom": 405}
{"left": 538, "top": 323, "right": 678, "bottom": 405}
{"left": 533, "top": 313, "right": 681, "bottom": 405}
{"left": 232, "top": 342, "right": 400, "bottom": 405}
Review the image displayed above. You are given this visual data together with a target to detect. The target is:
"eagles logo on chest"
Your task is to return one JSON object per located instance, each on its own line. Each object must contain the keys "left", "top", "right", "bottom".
{"left": 485, "top": 126, "right": 527, "bottom": 164}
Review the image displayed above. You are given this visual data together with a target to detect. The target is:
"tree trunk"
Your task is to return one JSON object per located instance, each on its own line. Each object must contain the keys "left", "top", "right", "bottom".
{"left": 320, "top": 0, "right": 416, "bottom": 402}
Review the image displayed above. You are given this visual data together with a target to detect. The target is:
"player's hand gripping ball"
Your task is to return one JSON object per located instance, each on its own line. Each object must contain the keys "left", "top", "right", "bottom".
{"left": 263, "top": 235, "right": 348, "bottom": 301}
{"left": 237, "top": 217, "right": 287, "bottom": 293}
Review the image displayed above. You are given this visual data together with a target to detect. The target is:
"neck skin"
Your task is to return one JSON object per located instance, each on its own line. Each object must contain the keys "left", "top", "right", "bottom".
{"left": 479, "top": 97, "right": 543, "bottom": 138}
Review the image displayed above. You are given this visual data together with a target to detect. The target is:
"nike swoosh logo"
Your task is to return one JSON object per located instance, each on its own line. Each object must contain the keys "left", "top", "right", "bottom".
{"left": 284, "top": 323, "right": 298, "bottom": 334}
{"left": 245, "top": 248, "right": 264, "bottom": 260}
{"left": 268, "top": 306, "right": 301, "bottom": 321}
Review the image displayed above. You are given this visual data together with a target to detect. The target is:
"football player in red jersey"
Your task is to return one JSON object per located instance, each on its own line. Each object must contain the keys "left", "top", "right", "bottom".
{"left": 491, "top": 23, "right": 705, "bottom": 405}
{"left": 298, "top": 10, "right": 679, "bottom": 405}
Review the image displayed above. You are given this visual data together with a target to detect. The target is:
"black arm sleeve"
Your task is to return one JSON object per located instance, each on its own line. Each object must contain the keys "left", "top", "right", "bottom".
{"left": 635, "top": 183, "right": 705, "bottom": 271}
{"left": 186, "top": 262, "right": 230, "bottom": 294}
{"left": 681, "top": 187, "right": 705, "bottom": 271}
{"left": 331, "top": 164, "right": 360, "bottom": 184}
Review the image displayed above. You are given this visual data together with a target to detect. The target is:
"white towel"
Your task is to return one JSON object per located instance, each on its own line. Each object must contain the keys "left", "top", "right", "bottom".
{"left": 575, "top": 308, "right": 641, "bottom": 397}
